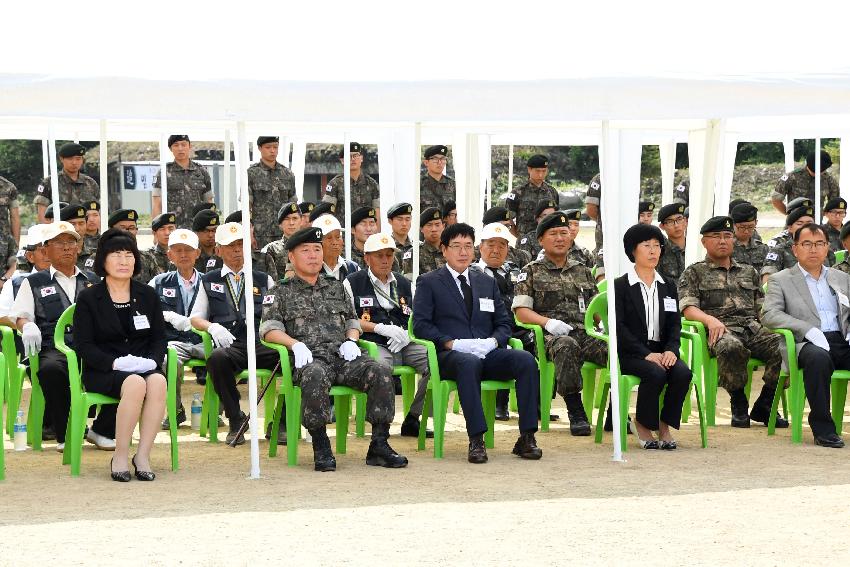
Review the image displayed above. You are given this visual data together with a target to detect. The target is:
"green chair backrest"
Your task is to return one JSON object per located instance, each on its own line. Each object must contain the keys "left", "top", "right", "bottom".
{"left": 53, "top": 304, "right": 86, "bottom": 401}
{"left": 583, "top": 290, "right": 609, "bottom": 341}
{"left": 596, "top": 279, "right": 607, "bottom": 292}
{"left": 836, "top": 249, "right": 846, "bottom": 264}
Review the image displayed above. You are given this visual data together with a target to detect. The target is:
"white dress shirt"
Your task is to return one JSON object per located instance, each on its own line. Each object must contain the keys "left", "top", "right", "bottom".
{"left": 445, "top": 264, "right": 471, "bottom": 297}
{"left": 626, "top": 266, "right": 664, "bottom": 342}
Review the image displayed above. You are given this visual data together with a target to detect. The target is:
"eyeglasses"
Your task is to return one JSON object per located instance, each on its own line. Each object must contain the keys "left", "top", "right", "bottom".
{"left": 796, "top": 241, "right": 829, "bottom": 250}
{"left": 735, "top": 224, "right": 757, "bottom": 232}
{"left": 49, "top": 240, "right": 77, "bottom": 250}
{"left": 428, "top": 157, "right": 448, "bottom": 163}
{"left": 827, "top": 210, "right": 847, "bottom": 217}
{"left": 703, "top": 233, "right": 734, "bottom": 241}
{"left": 663, "top": 216, "right": 686, "bottom": 226}
{"left": 446, "top": 244, "right": 474, "bottom": 252}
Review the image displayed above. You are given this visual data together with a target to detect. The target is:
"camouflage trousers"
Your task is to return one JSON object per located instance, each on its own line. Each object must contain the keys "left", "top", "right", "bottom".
{"left": 708, "top": 326, "right": 781, "bottom": 392}
{"left": 545, "top": 330, "right": 608, "bottom": 397}
{"left": 294, "top": 354, "right": 395, "bottom": 431}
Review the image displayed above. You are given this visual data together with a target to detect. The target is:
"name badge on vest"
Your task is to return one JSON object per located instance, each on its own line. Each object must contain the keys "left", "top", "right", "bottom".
{"left": 40, "top": 286, "right": 57, "bottom": 297}
{"left": 663, "top": 296, "right": 678, "bottom": 312}
{"left": 133, "top": 314, "right": 150, "bottom": 330}
{"left": 578, "top": 296, "right": 586, "bottom": 313}
{"left": 479, "top": 298, "right": 495, "bottom": 312}
{"left": 359, "top": 297, "right": 374, "bottom": 307}
{"left": 163, "top": 288, "right": 177, "bottom": 298}
{"left": 210, "top": 283, "right": 225, "bottom": 294}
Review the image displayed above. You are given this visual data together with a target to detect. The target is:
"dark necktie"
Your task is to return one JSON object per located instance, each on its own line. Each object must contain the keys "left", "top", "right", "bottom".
{"left": 458, "top": 274, "right": 473, "bottom": 316}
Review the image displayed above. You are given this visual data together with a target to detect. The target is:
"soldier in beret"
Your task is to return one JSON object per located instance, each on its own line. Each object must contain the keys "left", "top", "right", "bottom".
{"left": 152, "top": 135, "right": 214, "bottom": 228}
{"left": 298, "top": 201, "right": 315, "bottom": 228}
{"left": 771, "top": 151, "right": 839, "bottom": 214}
{"left": 83, "top": 200, "right": 101, "bottom": 254}
{"left": 822, "top": 197, "right": 847, "bottom": 252}
{"left": 349, "top": 206, "right": 379, "bottom": 270}
{"left": 420, "top": 145, "right": 456, "bottom": 213}
{"left": 220, "top": 211, "right": 279, "bottom": 283}
{"left": 323, "top": 142, "right": 380, "bottom": 229}
{"left": 145, "top": 212, "right": 177, "bottom": 277}
{"left": 0, "top": 173, "right": 21, "bottom": 245}
{"left": 730, "top": 203, "right": 768, "bottom": 272}
{"left": 34, "top": 143, "right": 100, "bottom": 224}
{"left": 762, "top": 204, "right": 834, "bottom": 284}
{"left": 309, "top": 202, "right": 335, "bottom": 223}
{"left": 479, "top": 206, "right": 531, "bottom": 267}
{"left": 672, "top": 178, "right": 690, "bottom": 206}
{"left": 517, "top": 199, "right": 558, "bottom": 261}
{"left": 247, "top": 136, "right": 296, "bottom": 248}
{"left": 505, "top": 154, "right": 560, "bottom": 236}
{"left": 638, "top": 201, "right": 655, "bottom": 225}
{"left": 399, "top": 207, "right": 446, "bottom": 279}
{"left": 585, "top": 173, "right": 604, "bottom": 253}
{"left": 679, "top": 215, "right": 787, "bottom": 428}
{"left": 832, "top": 222, "right": 850, "bottom": 275}
{"left": 386, "top": 202, "right": 413, "bottom": 257}
{"left": 192, "top": 209, "right": 221, "bottom": 273}
{"left": 441, "top": 200, "right": 458, "bottom": 227}
{"left": 262, "top": 202, "right": 302, "bottom": 272}
{"left": 657, "top": 203, "right": 688, "bottom": 286}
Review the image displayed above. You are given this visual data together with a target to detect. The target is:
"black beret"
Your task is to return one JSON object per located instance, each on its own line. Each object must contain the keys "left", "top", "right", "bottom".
{"left": 309, "top": 202, "right": 335, "bottom": 222}
{"left": 536, "top": 211, "right": 570, "bottom": 239}
{"left": 60, "top": 204, "right": 86, "bottom": 222}
{"left": 256, "top": 136, "right": 279, "bottom": 146}
{"left": 191, "top": 202, "right": 217, "bottom": 217}
{"left": 623, "top": 223, "right": 666, "bottom": 262}
{"left": 284, "top": 226, "right": 325, "bottom": 251}
{"left": 526, "top": 154, "right": 548, "bottom": 168}
{"left": 728, "top": 198, "right": 750, "bottom": 213}
{"left": 151, "top": 212, "right": 177, "bottom": 230}
{"left": 786, "top": 197, "right": 812, "bottom": 213}
{"left": 298, "top": 201, "right": 315, "bottom": 215}
{"left": 277, "top": 202, "right": 300, "bottom": 223}
{"left": 700, "top": 216, "right": 734, "bottom": 234}
{"left": 658, "top": 203, "right": 686, "bottom": 223}
{"left": 420, "top": 207, "right": 443, "bottom": 227}
{"left": 338, "top": 142, "right": 363, "bottom": 158}
{"left": 638, "top": 201, "right": 655, "bottom": 214}
{"left": 84, "top": 200, "right": 100, "bottom": 212}
{"left": 58, "top": 143, "right": 85, "bottom": 158}
{"left": 441, "top": 200, "right": 457, "bottom": 217}
{"left": 807, "top": 150, "right": 832, "bottom": 172}
{"left": 168, "top": 135, "right": 190, "bottom": 147}
{"left": 730, "top": 203, "right": 758, "bottom": 223}
{"left": 786, "top": 206, "right": 815, "bottom": 227}
{"left": 192, "top": 209, "right": 220, "bottom": 231}
{"left": 226, "top": 210, "right": 250, "bottom": 224}
{"left": 482, "top": 206, "right": 511, "bottom": 224}
{"left": 840, "top": 221, "right": 850, "bottom": 242}
{"left": 387, "top": 202, "right": 413, "bottom": 219}
{"left": 562, "top": 209, "right": 581, "bottom": 221}
{"left": 424, "top": 145, "right": 448, "bottom": 159}
{"left": 108, "top": 208, "right": 139, "bottom": 227}
{"left": 351, "top": 206, "right": 376, "bottom": 226}
{"left": 534, "top": 199, "right": 558, "bottom": 218}
{"left": 43, "top": 201, "right": 69, "bottom": 219}
{"left": 823, "top": 197, "right": 847, "bottom": 212}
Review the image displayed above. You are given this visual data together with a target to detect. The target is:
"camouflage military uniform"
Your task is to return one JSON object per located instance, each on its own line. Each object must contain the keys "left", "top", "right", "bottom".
{"left": 136, "top": 249, "right": 161, "bottom": 284}
{"left": 259, "top": 275, "right": 395, "bottom": 431}
{"left": 262, "top": 237, "right": 288, "bottom": 277}
{"left": 0, "top": 233, "right": 17, "bottom": 271}
{"left": 772, "top": 167, "right": 840, "bottom": 206}
{"left": 33, "top": 172, "right": 99, "bottom": 211}
{"left": 505, "top": 180, "right": 560, "bottom": 236}
{"left": 517, "top": 230, "right": 541, "bottom": 260}
{"left": 585, "top": 174, "right": 603, "bottom": 252}
{"left": 512, "top": 257, "right": 607, "bottom": 396}
{"left": 350, "top": 245, "right": 366, "bottom": 270}
{"left": 732, "top": 238, "right": 769, "bottom": 272}
{"left": 153, "top": 161, "right": 213, "bottom": 228}
{"left": 322, "top": 173, "right": 379, "bottom": 227}
{"left": 658, "top": 239, "right": 686, "bottom": 286}
{"left": 825, "top": 224, "right": 842, "bottom": 252}
{"left": 83, "top": 234, "right": 99, "bottom": 255}
{"left": 247, "top": 161, "right": 296, "bottom": 248}
{"left": 761, "top": 230, "right": 835, "bottom": 277}
{"left": 400, "top": 242, "right": 445, "bottom": 279}
{"left": 146, "top": 243, "right": 171, "bottom": 276}
{"left": 0, "top": 176, "right": 19, "bottom": 242}
{"left": 672, "top": 179, "right": 689, "bottom": 205}
{"left": 568, "top": 243, "right": 595, "bottom": 270}
{"left": 678, "top": 258, "right": 780, "bottom": 391}
{"left": 196, "top": 249, "right": 219, "bottom": 273}
{"left": 393, "top": 235, "right": 412, "bottom": 257}
{"left": 419, "top": 174, "right": 456, "bottom": 212}
{"left": 832, "top": 256, "right": 850, "bottom": 275}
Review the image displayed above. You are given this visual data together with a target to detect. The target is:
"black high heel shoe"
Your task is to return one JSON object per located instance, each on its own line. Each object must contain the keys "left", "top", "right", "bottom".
{"left": 111, "top": 458, "right": 131, "bottom": 482}
{"left": 132, "top": 455, "right": 156, "bottom": 481}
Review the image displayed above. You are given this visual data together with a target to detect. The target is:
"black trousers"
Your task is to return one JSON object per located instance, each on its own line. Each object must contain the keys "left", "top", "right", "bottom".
{"left": 619, "top": 342, "right": 692, "bottom": 431}
{"left": 437, "top": 347, "right": 539, "bottom": 437}
{"left": 206, "top": 340, "right": 280, "bottom": 422}
{"left": 796, "top": 331, "right": 848, "bottom": 438}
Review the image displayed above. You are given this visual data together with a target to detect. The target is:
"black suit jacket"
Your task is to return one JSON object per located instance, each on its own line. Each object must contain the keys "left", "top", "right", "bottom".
{"left": 613, "top": 272, "right": 681, "bottom": 359}
{"left": 73, "top": 279, "right": 167, "bottom": 372}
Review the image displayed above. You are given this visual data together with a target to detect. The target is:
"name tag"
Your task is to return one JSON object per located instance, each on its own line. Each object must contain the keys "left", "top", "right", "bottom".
{"left": 210, "top": 283, "right": 225, "bottom": 293}
{"left": 163, "top": 288, "right": 177, "bottom": 298}
{"left": 479, "top": 298, "right": 495, "bottom": 312}
{"left": 263, "top": 294, "right": 275, "bottom": 305}
{"left": 663, "top": 296, "right": 678, "bottom": 312}
{"left": 838, "top": 292, "right": 850, "bottom": 308}
{"left": 359, "top": 297, "right": 374, "bottom": 307}
{"left": 578, "top": 296, "right": 586, "bottom": 313}
{"left": 40, "top": 286, "right": 57, "bottom": 297}
{"left": 133, "top": 315, "right": 150, "bottom": 330}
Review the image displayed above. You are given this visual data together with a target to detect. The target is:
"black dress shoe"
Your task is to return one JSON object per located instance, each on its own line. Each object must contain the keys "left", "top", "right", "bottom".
{"left": 512, "top": 432, "right": 543, "bottom": 460}
{"left": 265, "top": 421, "right": 287, "bottom": 445}
{"left": 749, "top": 405, "right": 788, "bottom": 428}
{"left": 110, "top": 458, "right": 131, "bottom": 483}
{"left": 495, "top": 405, "right": 510, "bottom": 421}
{"left": 400, "top": 414, "right": 433, "bottom": 438}
{"left": 814, "top": 433, "right": 845, "bottom": 448}
{"left": 42, "top": 426, "right": 56, "bottom": 441}
{"left": 366, "top": 439, "right": 409, "bottom": 468}
{"left": 225, "top": 412, "right": 247, "bottom": 445}
{"left": 161, "top": 406, "right": 187, "bottom": 430}
{"left": 132, "top": 455, "right": 156, "bottom": 481}
{"left": 468, "top": 437, "right": 488, "bottom": 464}
{"left": 195, "top": 368, "right": 207, "bottom": 386}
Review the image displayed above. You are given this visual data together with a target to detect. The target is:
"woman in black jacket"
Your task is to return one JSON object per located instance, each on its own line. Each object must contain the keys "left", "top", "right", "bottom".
{"left": 74, "top": 229, "right": 167, "bottom": 481}
{"left": 614, "top": 224, "right": 692, "bottom": 450}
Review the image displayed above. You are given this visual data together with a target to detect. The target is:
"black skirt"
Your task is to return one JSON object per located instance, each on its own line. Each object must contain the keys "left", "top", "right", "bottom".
{"left": 83, "top": 368, "right": 163, "bottom": 399}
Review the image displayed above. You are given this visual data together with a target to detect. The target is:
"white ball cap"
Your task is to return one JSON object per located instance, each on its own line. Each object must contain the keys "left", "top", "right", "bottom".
{"left": 215, "top": 222, "right": 244, "bottom": 246}
{"left": 364, "top": 233, "right": 396, "bottom": 253}
{"left": 41, "top": 221, "right": 81, "bottom": 244}
{"left": 168, "top": 228, "right": 199, "bottom": 249}
{"left": 480, "top": 222, "right": 516, "bottom": 246}
{"left": 312, "top": 214, "right": 341, "bottom": 235}
{"left": 26, "top": 224, "right": 49, "bottom": 249}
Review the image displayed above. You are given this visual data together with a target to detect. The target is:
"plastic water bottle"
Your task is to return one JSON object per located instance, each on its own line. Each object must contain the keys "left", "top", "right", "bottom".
{"left": 191, "top": 393, "right": 202, "bottom": 430}
{"left": 13, "top": 410, "right": 27, "bottom": 451}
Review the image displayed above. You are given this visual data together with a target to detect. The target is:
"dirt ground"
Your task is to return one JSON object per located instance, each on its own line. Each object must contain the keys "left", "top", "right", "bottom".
{"left": 1, "top": 375, "right": 849, "bottom": 566}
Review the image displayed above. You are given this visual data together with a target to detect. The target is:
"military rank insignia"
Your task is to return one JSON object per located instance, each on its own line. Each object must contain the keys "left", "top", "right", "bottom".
{"left": 361, "top": 308, "right": 371, "bottom": 322}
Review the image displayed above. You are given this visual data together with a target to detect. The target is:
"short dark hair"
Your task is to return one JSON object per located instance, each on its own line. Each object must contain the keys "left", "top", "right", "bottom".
{"left": 793, "top": 222, "right": 828, "bottom": 243}
{"left": 94, "top": 228, "right": 142, "bottom": 277}
{"left": 440, "top": 222, "right": 475, "bottom": 247}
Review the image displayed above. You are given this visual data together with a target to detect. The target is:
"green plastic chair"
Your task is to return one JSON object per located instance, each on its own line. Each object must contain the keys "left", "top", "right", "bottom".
{"left": 261, "top": 339, "right": 371, "bottom": 466}
{"left": 596, "top": 279, "right": 607, "bottom": 292}
{"left": 2, "top": 326, "right": 29, "bottom": 440}
{"left": 835, "top": 249, "right": 846, "bottom": 264}
{"left": 23, "top": 353, "right": 47, "bottom": 451}
{"left": 768, "top": 328, "right": 850, "bottom": 443}
{"left": 0, "top": 351, "right": 5, "bottom": 479}
{"left": 358, "top": 338, "right": 417, "bottom": 416}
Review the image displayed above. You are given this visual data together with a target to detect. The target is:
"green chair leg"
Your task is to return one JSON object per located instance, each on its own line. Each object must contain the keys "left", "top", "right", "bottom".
{"left": 482, "top": 389, "right": 496, "bottom": 449}
{"left": 432, "top": 384, "right": 450, "bottom": 459}
{"left": 354, "top": 393, "right": 366, "bottom": 438}
{"left": 509, "top": 388, "right": 518, "bottom": 414}
{"left": 26, "top": 380, "right": 45, "bottom": 451}
{"left": 452, "top": 393, "right": 460, "bottom": 414}
{"left": 203, "top": 379, "right": 219, "bottom": 443}
{"left": 166, "top": 349, "right": 179, "bottom": 472}
{"left": 539, "top": 366, "right": 555, "bottom": 432}
{"left": 831, "top": 380, "right": 848, "bottom": 436}
{"left": 594, "top": 376, "right": 610, "bottom": 444}
{"left": 418, "top": 388, "right": 432, "bottom": 452}
{"left": 287, "top": 389, "right": 302, "bottom": 466}
{"left": 334, "top": 394, "right": 351, "bottom": 455}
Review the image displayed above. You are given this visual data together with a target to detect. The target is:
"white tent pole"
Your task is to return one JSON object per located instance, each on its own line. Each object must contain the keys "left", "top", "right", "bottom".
{"left": 783, "top": 138, "right": 795, "bottom": 173}
{"left": 343, "top": 133, "right": 351, "bottom": 259}
{"left": 223, "top": 129, "right": 232, "bottom": 212}
{"left": 659, "top": 140, "right": 676, "bottom": 205}
{"left": 159, "top": 135, "right": 169, "bottom": 213}
{"left": 236, "top": 120, "right": 261, "bottom": 480}
{"left": 452, "top": 132, "right": 468, "bottom": 223}
{"left": 377, "top": 133, "right": 395, "bottom": 227}
{"left": 412, "top": 123, "right": 421, "bottom": 288}
{"left": 292, "top": 141, "right": 306, "bottom": 202}
{"left": 717, "top": 133, "right": 738, "bottom": 215}
{"left": 46, "top": 126, "right": 61, "bottom": 222}
{"left": 479, "top": 134, "right": 492, "bottom": 211}
{"left": 279, "top": 136, "right": 291, "bottom": 169}
{"left": 41, "top": 139, "right": 49, "bottom": 178}
{"left": 815, "top": 138, "right": 821, "bottom": 220}
{"left": 99, "top": 120, "right": 108, "bottom": 226}
{"left": 507, "top": 144, "right": 514, "bottom": 196}
{"left": 684, "top": 119, "right": 724, "bottom": 266}
{"left": 840, "top": 137, "right": 849, "bottom": 201}
{"left": 464, "top": 133, "right": 483, "bottom": 232}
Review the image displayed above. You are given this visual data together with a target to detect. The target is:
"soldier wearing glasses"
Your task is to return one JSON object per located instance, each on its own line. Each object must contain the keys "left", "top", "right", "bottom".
{"left": 657, "top": 203, "right": 687, "bottom": 286}
{"left": 730, "top": 203, "right": 768, "bottom": 272}
{"left": 322, "top": 142, "right": 380, "bottom": 229}
{"left": 822, "top": 197, "right": 847, "bottom": 252}
{"left": 761, "top": 203, "right": 835, "bottom": 285}
{"left": 420, "top": 145, "right": 456, "bottom": 212}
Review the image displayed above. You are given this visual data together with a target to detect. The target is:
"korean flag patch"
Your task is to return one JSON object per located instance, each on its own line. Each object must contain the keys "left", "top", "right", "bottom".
{"left": 590, "top": 181, "right": 600, "bottom": 190}
{"left": 359, "top": 297, "right": 374, "bottom": 307}
{"left": 210, "top": 283, "right": 225, "bottom": 293}
{"left": 780, "top": 174, "right": 789, "bottom": 181}
{"left": 325, "top": 184, "right": 333, "bottom": 194}
{"left": 765, "top": 252, "right": 778, "bottom": 261}
{"left": 37, "top": 184, "right": 45, "bottom": 194}
{"left": 403, "top": 250, "right": 412, "bottom": 260}
{"left": 40, "top": 285, "right": 57, "bottom": 297}
{"left": 516, "top": 272, "right": 528, "bottom": 282}
{"left": 84, "top": 258, "right": 94, "bottom": 268}
{"left": 506, "top": 192, "right": 516, "bottom": 201}
{"left": 206, "top": 258, "right": 217, "bottom": 268}
{"left": 163, "top": 288, "right": 177, "bottom": 298}
{"left": 263, "top": 294, "right": 275, "bottom": 305}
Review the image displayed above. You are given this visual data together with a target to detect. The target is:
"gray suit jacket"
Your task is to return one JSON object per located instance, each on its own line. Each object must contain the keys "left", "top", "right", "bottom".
{"left": 761, "top": 265, "right": 850, "bottom": 356}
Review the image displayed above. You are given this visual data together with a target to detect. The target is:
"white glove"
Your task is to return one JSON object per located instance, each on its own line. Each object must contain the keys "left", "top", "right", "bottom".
{"left": 471, "top": 337, "right": 498, "bottom": 358}
{"left": 339, "top": 340, "right": 361, "bottom": 361}
{"left": 805, "top": 327, "right": 830, "bottom": 352}
{"left": 133, "top": 356, "right": 158, "bottom": 372}
{"left": 376, "top": 324, "right": 410, "bottom": 352}
{"left": 451, "top": 339, "right": 476, "bottom": 354}
{"left": 545, "top": 318, "right": 573, "bottom": 336}
{"left": 21, "top": 321, "right": 42, "bottom": 357}
{"left": 113, "top": 355, "right": 135, "bottom": 372}
{"left": 207, "top": 323, "right": 236, "bottom": 348}
{"left": 292, "top": 342, "right": 313, "bottom": 369}
{"left": 163, "top": 311, "right": 192, "bottom": 332}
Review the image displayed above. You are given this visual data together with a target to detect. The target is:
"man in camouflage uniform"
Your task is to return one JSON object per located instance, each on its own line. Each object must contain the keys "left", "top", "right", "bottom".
{"left": 517, "top": 198, "right": 557, "bottom": 261}
{"left": 34, "top": 143, "right": 100, "bottom": 224}
{"left": 505, "top": 154, "right": 561, "bottom": 236}
{"left": 563, "top": 208, "right": 596, "bottom": 269}
{"left": 761, "top": 202, "right": 834, "bottom": 284}
{"left": 146, "top": 212, "right": 177, "bottom": 276}
{"left": 260, "top": 226, "right": 408, "bottom": 471}
{"left": 730, "top": 203, "right": 768, "bottom": 273}
{"left": 322, "top": 142, "right": 380, "bottom": 229}
{"left": 657, "top": 203, "right": 687, "bottom": 286}
{"left": 399, "top": 207, "right": 445, "bottom": 279}
{"left": 349, "top": 206, "right": 379, "bottom": 270}
{"left": 82, "top": 200, "right": 101, "bottom": 255}
{"left": 478, "top": 206, "right": 531, "bottom": 268}
{"left": 679, "top": 215, "right": 787, "bottom": 428}
{"left": 441, "top": 200, "right": 458, "bottom": 227}
{"left": 638, "top": 201, "right": 656, "bottom": 225}
{"left": 771, "top": 150, "right": 840, "bottom": 214}
{"left": 262, "top": 201, "right": 302, "bottom": 274}
{"left": 513, "top": 212, "right": 606, "bottom": 436}
{"left": 152, "top": 135, "right": 214, "bottom": 228}
{"left": 822, "top": 197, "right": 847, "bottom": 252}
{"left": 0, "top": 174, "right": 21, "bottom": 245}
{"left": 832, "top": 222, "right": 850, "bottom": 275}
{"left": 420, "top": 145, "right": 456, "bottom": 212}
{"left": 247, "top": 136, "right": 296, "bottom": 248}
{"left": 193, "top": 208, "right": 220, "bottom": 273}
{"left": 585, "top": 173, "right": 603, "bottom": 253}
{"left": 298, "top": 201, "right": 315, "bottom": 229}
{"left": 386, "top": 202, "right": 413, "bottom": 257}
{"left": 672, "top": 178, "right": 690, "bottom": 206}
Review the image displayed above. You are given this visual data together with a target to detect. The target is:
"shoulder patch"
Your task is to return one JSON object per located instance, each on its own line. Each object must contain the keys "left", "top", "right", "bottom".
{"left": 403, "top": 250, "right": 412, "bottom": 259}
{"left": 506, "top": 192, "right": 516, "bottom": 200}
{"left": 84, "top": 258, "right": 94, "bottom": 268}
{"left": 516, "top": 272, "right": 528, "bottom": 282}
{"left": 263, "top": 294, "right": 275, "bottom": 305}
{"left": 162, "top": 288, "right": 177, "bottom": 298}
{"left": 765, "top": 252, "right": 778, "bottom": 261}
{"left": 37, "top": 184, "right": 45, "bottom": 194}
{"left": 590, "top": 181, "right": 600, "bottom": 190}
{"left": 325, "top": 183, "right": 333, "bottom": 194}
{"left": 780, "top": 174, "right": 789, "bottom": 181}
{"left": 520, "top": 237, "right": 527, "bottom": 244}
{"left": 676, "top": 183, "right": 686, "bottom": 192}
{"left": 767, "top": 239, "right": 777, "bottom": 247}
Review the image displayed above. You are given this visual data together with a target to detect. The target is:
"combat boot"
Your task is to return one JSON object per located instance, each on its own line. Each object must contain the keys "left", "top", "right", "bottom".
{"left": 310, "top": 427, "right": 336, "bottom": 472}
{"left": 749, "top": 386, "right": 789, "bottom": 428}
{"left": 729, "top": 389, "right": 751, "bottom": 428}
{"left": 564, "top": 393, "right": 591, "bottom": 436}
{"left": 366, "top": 423, "right": 408, "bottom": 468}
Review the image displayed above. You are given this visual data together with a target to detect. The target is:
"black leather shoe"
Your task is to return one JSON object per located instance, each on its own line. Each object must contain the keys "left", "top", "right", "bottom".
{"left": 312, "top": 440, "right": 337, "bottom": 472}
{"left": 225, "top": 413, "right": 247, "bottom": 445}
{"left": 366, "top": 439, "right": 409, "bottom": 468}
{"left": 132, "top": 455, "right": 156, "bottom": 481}
{"left": 468, "top": 437, "right": 488, "bottom": 464}
{"left": 814, "top": 433, "right": 845, "bottom": 448}
{"left": 603, "top": 410, "right": 634, "bottom": 434}
{"left": 749, "top": 405, "right": 788, "bottom": 428}
{"left": 42, "top": 426, "right": 56, "bottom": 441}
{"left": 265, "top": 421, "right": 287, "bottom": 445}
{"left": 162, "top": 406, "right": 187, "bottom": 430}
{"left": 195, "top": 368, "right": 207, "bottom": 386}
{"left": 495, "top": 404, "right": 510, "bottom": 421}
{"left": 110, "top": 458, "right": 131, "bottom": 483}
{"left": 400, "top": 414, "right": 433, "bottom": 438}
{"left": 512, "top": 432, "right": 543, "bottom": 460}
